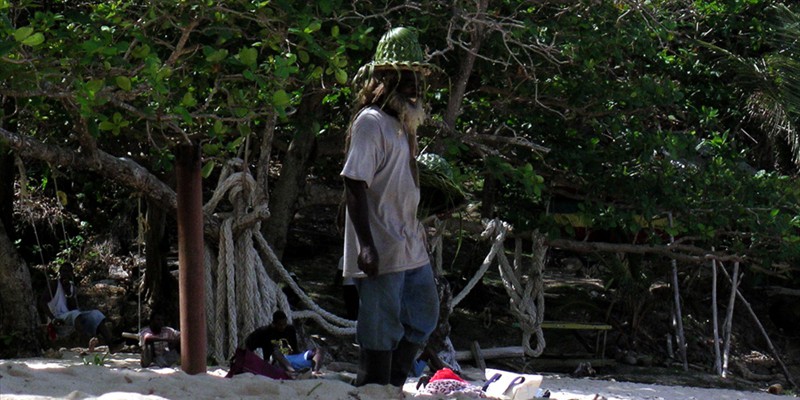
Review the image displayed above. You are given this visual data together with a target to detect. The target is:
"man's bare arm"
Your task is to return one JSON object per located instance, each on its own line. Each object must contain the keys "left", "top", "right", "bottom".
{"left": 344, "top": 177, "right": 379, "bottom": 277}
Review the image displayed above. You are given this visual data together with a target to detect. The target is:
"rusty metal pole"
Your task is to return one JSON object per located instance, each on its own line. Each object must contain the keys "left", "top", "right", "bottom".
{"left": 176, "top": 143, "right": 207, "bottom": 374}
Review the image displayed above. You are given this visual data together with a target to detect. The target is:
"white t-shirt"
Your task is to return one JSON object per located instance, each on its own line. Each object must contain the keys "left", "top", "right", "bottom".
{"left": 340, "top": 106, "right": 429, "bottom": 278}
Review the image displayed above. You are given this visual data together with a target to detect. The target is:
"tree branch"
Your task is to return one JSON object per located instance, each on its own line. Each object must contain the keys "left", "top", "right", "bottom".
{"left": 0, "top": 126, "right": 221, "bottom": 239}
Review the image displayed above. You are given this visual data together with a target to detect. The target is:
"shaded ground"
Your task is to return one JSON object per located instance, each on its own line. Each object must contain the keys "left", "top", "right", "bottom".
{"left": 278, "top": 205, "right": 800, "bottom": 395}
{"left": 27, "top": 202, "right": 800, "bottom": 397}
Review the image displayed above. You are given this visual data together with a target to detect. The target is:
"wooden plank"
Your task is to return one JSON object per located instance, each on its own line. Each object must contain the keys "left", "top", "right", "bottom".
{"left": 507, "top": 358, "right": 616, "bottom": 370}
{"left": 541, "top": 321, "right": 611, "bottom": 330}
{"left": 455, "top": 346, "right": 525, "bottom": 361}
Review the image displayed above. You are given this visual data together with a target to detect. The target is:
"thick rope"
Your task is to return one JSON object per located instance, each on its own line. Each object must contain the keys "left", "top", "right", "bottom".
{"left": 204, "top": 165, "right": 355, "bottom": 364}
{"left": 495, "top": 232, "right": 546, "bottom": 357}
{"left": 204, "top": 242, "right": 222, "bottom": 363}
{"left": 451, "top": 219, "right": 509, "bottom": 309}
{"left": 449, "top": 219, "right": 546, "bottom": 357}
{"left": 254, "top": 233, "right": 356, "bottom": 335}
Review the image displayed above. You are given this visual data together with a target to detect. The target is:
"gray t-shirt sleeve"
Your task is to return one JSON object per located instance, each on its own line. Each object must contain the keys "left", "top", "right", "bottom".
{"left": 341, "top": 111, "right": 384, "bottom": 187}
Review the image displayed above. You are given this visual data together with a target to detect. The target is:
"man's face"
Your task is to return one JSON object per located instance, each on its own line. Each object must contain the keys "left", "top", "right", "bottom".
{"left": 273, "top": 318, "right": 288, "bottom": 332}
{"left": 151, "top": 315, "right": 164, "bottom": 332}
{"left": 59, "top": 265, "right": 74, "bottom": 281}
{"left": 396, "top": 71, "right": 422, "bottom": 104}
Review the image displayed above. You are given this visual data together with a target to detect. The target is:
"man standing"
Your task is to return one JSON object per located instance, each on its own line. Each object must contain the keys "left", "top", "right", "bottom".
{"left": 341, "top": 26, "right": 440, "bottom": 387}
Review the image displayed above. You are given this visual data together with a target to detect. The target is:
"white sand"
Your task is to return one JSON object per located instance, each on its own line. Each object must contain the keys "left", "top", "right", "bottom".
{"left": 0, "top": 351, "right": 791, "bottom": 400}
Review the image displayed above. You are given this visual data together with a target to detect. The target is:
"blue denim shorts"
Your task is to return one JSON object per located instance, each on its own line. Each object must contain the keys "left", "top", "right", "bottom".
{"left": 355, "top": 263, "right": 439, "bottom": 350}
{"left": 285, "top": 350, "right": 314, "bottom": 370}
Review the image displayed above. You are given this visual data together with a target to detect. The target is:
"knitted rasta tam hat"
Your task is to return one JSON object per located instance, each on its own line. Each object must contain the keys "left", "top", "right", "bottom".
{"left": 352, "top": 26, "right": 442, "bottom": 89}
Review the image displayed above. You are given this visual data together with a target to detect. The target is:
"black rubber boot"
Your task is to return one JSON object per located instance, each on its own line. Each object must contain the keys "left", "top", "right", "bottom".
{"left": 355, "top": 349, "right": 392, "bottom": 386}
{"left": 389, "top": 339, "right": 423, "bottom": 387}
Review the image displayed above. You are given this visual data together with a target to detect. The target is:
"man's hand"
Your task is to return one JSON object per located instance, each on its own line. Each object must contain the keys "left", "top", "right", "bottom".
{"left": 358, "top": 245, "right": 379, "bottom": 277}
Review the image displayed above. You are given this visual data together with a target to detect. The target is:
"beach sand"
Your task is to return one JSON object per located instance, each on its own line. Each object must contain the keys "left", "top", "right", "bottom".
{"left": 0, "top": 350, "right": 790, "bottom": 400}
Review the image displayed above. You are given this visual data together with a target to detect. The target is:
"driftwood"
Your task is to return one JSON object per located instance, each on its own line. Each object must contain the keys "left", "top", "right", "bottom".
{"left": 718, "top": 264, "right": 798, "bottom": 389}
{"left": 734, "top": 360, "right": 784, "bottom": 382}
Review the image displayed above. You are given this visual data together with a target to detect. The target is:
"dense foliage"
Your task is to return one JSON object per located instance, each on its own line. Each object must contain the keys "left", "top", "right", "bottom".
{"left": 3, "top": 0, "right": 800, "bottom": 358}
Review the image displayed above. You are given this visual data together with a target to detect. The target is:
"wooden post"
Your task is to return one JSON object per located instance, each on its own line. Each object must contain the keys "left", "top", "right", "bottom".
{"left": 721, "top": 261, "right": 739, "bottom": 378}
{"left": 668, "top": 212, "right": 688, "bottom": 371}
{"left": 176, "top": 143, "right": 207, "bottom": 375}
{"left": 711, "top": 257, "right": 722, "bottom": 375}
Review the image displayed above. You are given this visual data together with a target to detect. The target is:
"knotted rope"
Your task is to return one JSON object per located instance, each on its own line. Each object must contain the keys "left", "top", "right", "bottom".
{"left": 204, "top": 162, "right": 355, "bottom": 364}
{"left": 449, "top": 219, "right": 546, "bottom": 357}
{"left": 498, "top": 231, "right": 546, "bottom": 357}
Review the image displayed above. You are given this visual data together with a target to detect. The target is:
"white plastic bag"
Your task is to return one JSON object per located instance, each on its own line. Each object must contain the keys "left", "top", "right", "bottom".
{"left": 482, "top": 368, "right": 543, "bottom": 399}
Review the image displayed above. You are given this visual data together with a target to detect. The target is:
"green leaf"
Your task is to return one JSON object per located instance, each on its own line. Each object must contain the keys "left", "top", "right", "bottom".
{"left": 334, "top": 68, "right": 347, "bottom": 85}
{"left": 272, "top": 90, "right": 290, "bottom": 107}
{"left": 13, "top": 27, "right": 33, "bottom": 42}
{"left": 305, "top": 21, "right": 322, "bottom": 34}
{"left": 213, "top": 120, "right": 225, "bottom": 135}
{"left": 238, "top": 47, "right": 258, "bottom": 67}
{"left": 206, "top": 49, "right": 228, "bottom": 63}
{"left": 202, "top": 143, "right": 220, "bottom": 155}
{"left": 331, "top": 25, "right": 340, "bottom": 37}
{"left": 115, "top": 76, "right": 132, "bottom": 91}
{"left": 131, "top": 44, "right": 150, "bottom": 58}
{"left": 298, "top": 50, "right": 310, "bottom": 64}
{"left": 319, "top": 0, "right": 332, "bottom": 14}
{"left": 181, "top": 92, "right": 197, "bottom": 107}
{"left": 86, "top": 79, "right": 105, "bottom": 94}
{"left": 21, "top": 32, "right": 45, "bottom": 47}
{"left": 201, "top": 161, "right": 216, "bottom": 178}
{"left": 98, "top": 121, "right": 116, "bottom": 131}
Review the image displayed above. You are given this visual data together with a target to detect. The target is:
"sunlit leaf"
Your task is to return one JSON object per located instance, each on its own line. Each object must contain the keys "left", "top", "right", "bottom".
{"left": 22, "top": 32, "right": 45, "bottom": 46}
{"left": 334, "top": 68, "right": 347, "bottom": 84}
{"left": 13, "top": 27, "right": 33, "bottom": 42}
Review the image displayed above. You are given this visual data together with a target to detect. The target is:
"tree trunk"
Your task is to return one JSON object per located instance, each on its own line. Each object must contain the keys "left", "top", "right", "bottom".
{"left": 0, "top": 217, "right": 42, "bottom": 358}
{"left": 1, "top": 98, "right": 16, "bottom": 242}
{"left": 480, "top": 170, "right": 498, "bottom": 219}
{"left": 143, "top": 199, "right": 179, "bottom": 321}
{"left": 263, "top": 91, "right": 325, "bottom": 259}
{"left": 443, "top": 0, "right": 488, "bottom": 133}
{"left": 0, "top": 142, "right": 13, "bottom": 242}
